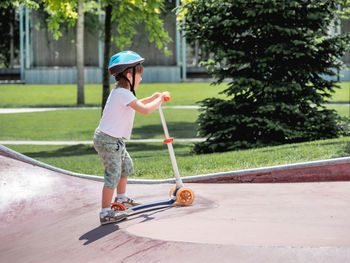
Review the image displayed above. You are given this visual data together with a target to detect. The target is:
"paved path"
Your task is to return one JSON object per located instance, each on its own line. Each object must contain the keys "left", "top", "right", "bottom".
{"left": 1, "top": 149, "right": 350, "bottom": 262}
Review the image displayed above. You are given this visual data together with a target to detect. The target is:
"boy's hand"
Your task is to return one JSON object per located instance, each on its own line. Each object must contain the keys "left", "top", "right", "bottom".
{"left": 161, "top": 91, "right": 171, "bottom": 102}
{"left": 152, "top": 92, "right": 161, "bottom": 99}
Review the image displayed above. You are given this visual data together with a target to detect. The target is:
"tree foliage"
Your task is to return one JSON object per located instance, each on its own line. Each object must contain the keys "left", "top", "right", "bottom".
{"left": 0, "top": 6, "right": 19, "bottom": 67}
{"left": 41, "top": 0, "right": 171, "bottom": 109}
{"left": 0, "top": 0, "right": 38, "bottom": 9}
{"left": 182, "top": 0, "right": 350, "bottom": 153}
{"left": 109, "top": 0, "right": 171, "bottom": 53}
{"left": 2, "top": 0, "right": 171, "bottom": 108}
{"left": 43, "top": 0, "right": 171, "bottom": 54}
{"left": 42, "top": 0, "right": 99, "bottom": 39}
{"left": 0, "top": 0, "right": 39, "bottom": 67}
{"left": 101, "top": 0, "right": 171, "bottom": 110}
{"left": 1, "top": 0, "right": 171, "bottom": 55}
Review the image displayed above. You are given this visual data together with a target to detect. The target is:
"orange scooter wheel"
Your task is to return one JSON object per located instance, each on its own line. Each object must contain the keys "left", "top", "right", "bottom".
{"left": 176, "top": 187, "right": 195, "bottom": 206}
{"left": 111, "top": 203, "right": 127, "bottom": 211}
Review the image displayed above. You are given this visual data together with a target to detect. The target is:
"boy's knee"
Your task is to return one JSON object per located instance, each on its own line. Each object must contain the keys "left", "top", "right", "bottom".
{"left": 121, "top": 157, "right": 134, "bottom": 178}
{"left": 104, "top": 170, "right": 121, "bottom": 188}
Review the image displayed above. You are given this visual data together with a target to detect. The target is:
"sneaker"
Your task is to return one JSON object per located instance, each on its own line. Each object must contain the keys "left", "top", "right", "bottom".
{"left": 114, "top": 196, "right": 141, "bottom": 208}
{"left": 100, "top": 210, "right": 127, "bottom": 225}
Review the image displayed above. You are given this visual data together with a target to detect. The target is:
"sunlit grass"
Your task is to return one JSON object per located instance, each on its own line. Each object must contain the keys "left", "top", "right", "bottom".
{"left": 0, "top": 108, "right": 199, "bottom": 140}
{"left": 5, "top": 136, "right": 350, "bottom": 179}
{"left": 0, "top": 81, "right": 347, "bottom": 107}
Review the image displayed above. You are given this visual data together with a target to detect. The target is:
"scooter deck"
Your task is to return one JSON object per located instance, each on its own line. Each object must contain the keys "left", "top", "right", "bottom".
{"left": 111, "top": 198, "right": 176, "bottom": 213}
{"left": 107, "top": 199, "right": 176, "bottom": 224}
{"left": 128, "top": 198, "right": 176, "bottom": 212}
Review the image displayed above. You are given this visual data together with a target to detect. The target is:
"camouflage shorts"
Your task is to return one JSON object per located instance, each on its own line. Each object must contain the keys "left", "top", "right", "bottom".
{"left": 93, "top": 130, "right": 134, "bottom": 188}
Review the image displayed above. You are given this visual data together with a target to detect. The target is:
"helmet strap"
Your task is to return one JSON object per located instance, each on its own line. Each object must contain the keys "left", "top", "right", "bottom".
{"left": 131, "top": 67, "right": 136, "bottom": 96}
{"left": 119, "top": 67, "right": 136, "bottom": 96}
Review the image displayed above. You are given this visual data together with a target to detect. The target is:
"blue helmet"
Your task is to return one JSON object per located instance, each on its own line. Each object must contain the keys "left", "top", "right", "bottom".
{"left": 108, "top": 51, "right": 144, "bottom": 76}
{"left": 108, "top": 51, "right": 144, "bottom": 96}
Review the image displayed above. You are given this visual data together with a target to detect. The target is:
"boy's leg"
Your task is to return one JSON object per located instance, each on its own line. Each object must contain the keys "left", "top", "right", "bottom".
{"left": 102, "top": 187, "right": 115, "bottom": 208}
{"left": 100, "top": 151, "right": 122, "bottom": 208}
{"left": 114, "top": 149, "right": 140, "bottom": 207}
{"left": 116, "top": 177, "right": 127, "bottom": 196}
{"left": 94, "top": 132, "right": 123, "bottom": 207}
{"left": 98, "top": 149, "right": 127, "bottom": 224}
{"left": 116, "top": 148, "right": 133, "bottom": 196}
{"left": 94, "top": 131, "right": 128, "bottom": 224}
{"left": 99, "top": 156, "right": 127, "bottom": 224}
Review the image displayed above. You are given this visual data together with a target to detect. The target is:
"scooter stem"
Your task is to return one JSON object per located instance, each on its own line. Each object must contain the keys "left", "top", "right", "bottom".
{"left": 158, "top": 104, "right": 184, "bottom": 189}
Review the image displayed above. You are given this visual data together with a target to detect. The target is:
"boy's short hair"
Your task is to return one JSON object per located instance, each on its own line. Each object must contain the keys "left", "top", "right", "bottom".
{"left": 116, "top": 64, "right": 144, "bottom": 89}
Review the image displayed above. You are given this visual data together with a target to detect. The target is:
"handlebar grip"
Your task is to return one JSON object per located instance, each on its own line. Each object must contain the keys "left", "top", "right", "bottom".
{"left": 164, "top": 96, "right": 171, "bottom": 102}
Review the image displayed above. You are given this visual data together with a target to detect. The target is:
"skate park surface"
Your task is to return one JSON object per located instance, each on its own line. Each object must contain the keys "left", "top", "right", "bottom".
{"left": 1, "top": 147, "right": 350, "bottom": 263}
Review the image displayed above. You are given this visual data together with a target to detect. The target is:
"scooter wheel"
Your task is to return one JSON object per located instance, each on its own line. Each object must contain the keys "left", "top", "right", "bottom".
{"left": 169, "top": 186, "right": 176, "bottom": 197}
{"left": 176, "top": 187, "right": 195, "bottom": 206}
{"left": 111, "top": 203, "right": 127, "bottom": 211}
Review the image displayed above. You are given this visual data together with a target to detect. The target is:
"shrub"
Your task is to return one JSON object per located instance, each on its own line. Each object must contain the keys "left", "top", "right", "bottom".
{"left": 182, "top": 0, "right": 350, "bottom": 153}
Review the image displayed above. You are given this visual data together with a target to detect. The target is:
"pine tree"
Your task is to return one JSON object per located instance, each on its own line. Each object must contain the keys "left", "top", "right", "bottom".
{"left": 182, "top": 0, "right": 350, "bottom": 153}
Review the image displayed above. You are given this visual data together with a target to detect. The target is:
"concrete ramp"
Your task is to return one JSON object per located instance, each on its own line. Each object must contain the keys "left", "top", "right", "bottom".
{"left": 1, "top": 149, "right": 350, "bottom": 262}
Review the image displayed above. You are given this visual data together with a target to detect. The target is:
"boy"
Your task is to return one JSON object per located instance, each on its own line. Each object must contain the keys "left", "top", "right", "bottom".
{"left": 94, "top": 51, "right": 169, "bottom": 225}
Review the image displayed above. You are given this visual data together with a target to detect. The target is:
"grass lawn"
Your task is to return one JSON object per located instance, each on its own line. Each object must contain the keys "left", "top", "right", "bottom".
{"left": 0, "top": 105, "right": 347, "bottom": 141}
{"left": 0, "top": 83, "right": 227, "bottom": 107}
{"left": 0, "top": 82, "right": 349, "bottom": 179}
{"left": 4, "top": 136, "right": 350, "bottom": 179}
{"left": 327, "top": 105, "right": 350, "bottom": 117}
{"left": 331, "top": 82, "right": 350, "bottom": 103}
{"left": 0, "top": 108, "right": 199, "bottom": 140}
{"left": 0, "top": 81, "right": 348, "bottom": 107}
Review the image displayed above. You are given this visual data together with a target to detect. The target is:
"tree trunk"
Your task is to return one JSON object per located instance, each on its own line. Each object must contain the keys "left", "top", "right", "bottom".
{"left": 102, "top": 4, "right": 112, "bottom": 112}
{"left": 10, "top": 22, "right": 14, "bottom": 68}
{"left": 76, "top": 0, "right": 85, "bottom": 105}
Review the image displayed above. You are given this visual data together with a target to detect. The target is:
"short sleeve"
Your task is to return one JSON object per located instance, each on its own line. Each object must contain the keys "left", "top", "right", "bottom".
{"left": 120, "top": 89, "right": 137, "bottom": 106}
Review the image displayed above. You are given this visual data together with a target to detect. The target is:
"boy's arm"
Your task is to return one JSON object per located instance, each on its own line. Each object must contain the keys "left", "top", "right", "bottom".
{"left": 139, "top": 92, "right": 161, "bottom": 104}
{"left": 128, "top": 97, "right": 162, "bottom": 115}
{"left": 128, "top": 92, "right": 170, "bottom": 115}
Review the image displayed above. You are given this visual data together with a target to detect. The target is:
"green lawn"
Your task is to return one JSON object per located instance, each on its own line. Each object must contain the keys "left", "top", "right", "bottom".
{"left": 0, "top": 105, "right": 347, "bottom": 141}
{"left": 0, "top": 83, "right": 227, "bottom": 107}
{"left": 0, "top": 108, "right": 199, "bottom": 140}
{"left": 327, "top": 105, "right": 350, "bottom": 117}
{"left": 0, "top": 81, "right": 348, "bottom": 107}
{"left": 4, "top": 136, "right": 350, "bottom": 179}
{"left": 0, "top": 82, "right": 349, "bottom": 179}
{"left": 331, "top": 82, "right": 350, "bottom": 103}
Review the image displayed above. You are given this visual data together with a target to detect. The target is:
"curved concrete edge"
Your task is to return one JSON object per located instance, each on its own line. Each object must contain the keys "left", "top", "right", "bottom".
{"left": 184, "top": 157, "right": 350, "bottom": 183}
{"left": 0, "top": 144, "right": 173, "bottom": 184}
{"left": 1, "top": 144, "right": 349, "bottom": 184}
{"left": 0, "top": 144, "right": 103, "bottom": 183}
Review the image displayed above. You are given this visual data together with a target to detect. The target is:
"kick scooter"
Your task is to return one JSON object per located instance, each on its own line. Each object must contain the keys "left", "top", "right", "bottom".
{"left": 111, "top": 95, "right": 195, "bottom": 214}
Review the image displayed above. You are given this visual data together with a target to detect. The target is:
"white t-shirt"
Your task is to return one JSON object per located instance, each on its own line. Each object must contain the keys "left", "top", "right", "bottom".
{"left": 97, "top": 87, "right": 137, "bottom": 139}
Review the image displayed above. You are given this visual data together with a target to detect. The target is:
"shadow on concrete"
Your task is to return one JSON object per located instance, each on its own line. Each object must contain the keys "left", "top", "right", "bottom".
{"left": 79, "top": 206, "right": 173, "bottom": 245}
{"left": 79, "top": 224, "right": 121, "bottom": 245}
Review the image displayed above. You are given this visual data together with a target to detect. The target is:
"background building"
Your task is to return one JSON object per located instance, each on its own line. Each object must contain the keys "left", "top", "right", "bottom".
{"left": 0, "top": 2, "right": 349, "bottom": 84}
